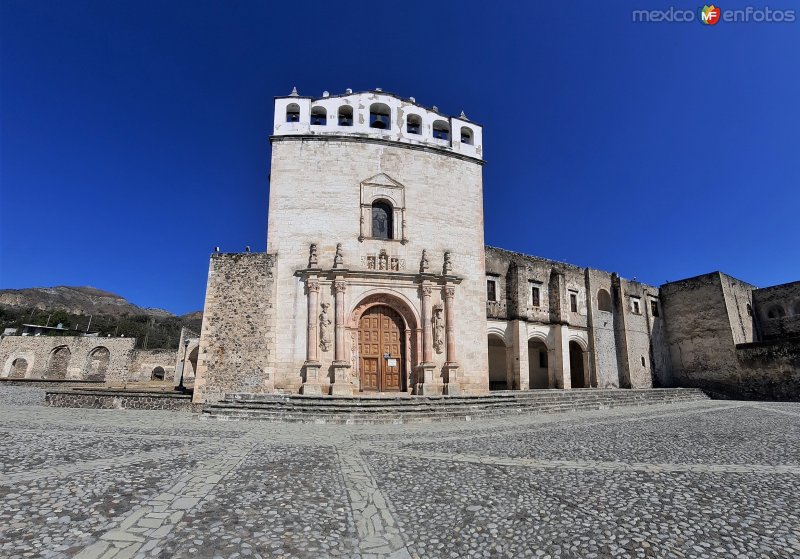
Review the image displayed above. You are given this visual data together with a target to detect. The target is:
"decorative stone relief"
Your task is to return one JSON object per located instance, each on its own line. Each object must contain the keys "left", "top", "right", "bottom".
{"left": 443, "top": 251, "right": 453, "bottom": 275}
{"left": 308, "top": 244, "right": 318, "bottom": 268}
{"left": 379, "top": 250, "right": 388, "bottom": 270}
{"left": 319, "top": 303, "right": 332, "bottom": 352}
{"left": 433, "top": 304, "right": 445, "bottom": 354}
{"left": 333, "top": 243, "right": 344, "bottom": 268}
{"left": 420, "top": 250, "right": 430, "bottom": 273}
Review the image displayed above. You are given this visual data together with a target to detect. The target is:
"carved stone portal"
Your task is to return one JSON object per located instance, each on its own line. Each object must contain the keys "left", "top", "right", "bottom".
{"left": 319, "top": 302, "right": 332, "bottom": 352}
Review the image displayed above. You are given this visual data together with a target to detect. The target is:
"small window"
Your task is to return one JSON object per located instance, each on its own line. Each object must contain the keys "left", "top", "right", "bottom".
{"left": 371, "top": 201, "right": 393, "bottom": 239}
{"left": 460, "top": 127, "right": 473, "bottom": 145}
{"left": 310, "top": 106, "right": 327, "bottom": 125}
{"left": 597, "top": 289, "right": 612, "bottom": 312}
{"left": 432, "top": 120, "right": 450, "bottom": 141}
{"left": 632, "top": 299, "right": 641, "bottom": 314}
{"left": 531, "top": 286, "right": 540, "bottom": 307}
{"left": 151, "top": 366, "right": 166, "bottom": 381}
{"left": 370, "top": 103, "right": 391, "bottom": 129}
{"left": 747, "top": 303, "right": 753, "bottom": 316}
{"left": 650, "top": 300, "right": 659, "bottom": 317}
{"left": 286, "top": 103, "right": 300, "bottom": 123}
{"left": 539, "top": 350, "right": 547, "bottom": 369}
{"left": 767, "top": 306, "right": 786, "bottom": 319}
{"left": 338, "top": 105, "right": 353, "bottom": 126}
{"left": 641, "top": 356, "right": 646, "bottom": 367}
{"left": 407, "top": 114, "right": 422, "bottom": 134}
{"left": 487, "top": 280, "right": 497, "bottom": 302}
{"left": 570, "top": 293, "right": 578, "bottom": 313}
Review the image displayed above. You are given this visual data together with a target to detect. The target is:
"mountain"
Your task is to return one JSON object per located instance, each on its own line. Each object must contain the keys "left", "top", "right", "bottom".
{"left": 0, "top": 286, "right": 202, "bottom": 349}
{"left": 0, "top": 286, "right": 174, "bottom": 318}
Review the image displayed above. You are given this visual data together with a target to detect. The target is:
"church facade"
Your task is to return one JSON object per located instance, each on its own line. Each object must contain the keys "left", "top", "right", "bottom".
{"left": 190, "top": 89, "right": 800, "bottom": 404}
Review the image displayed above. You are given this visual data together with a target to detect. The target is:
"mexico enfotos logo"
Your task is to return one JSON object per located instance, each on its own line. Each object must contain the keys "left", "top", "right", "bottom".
{"left": 633, "top": 5, "right": 796, "bottom": 23}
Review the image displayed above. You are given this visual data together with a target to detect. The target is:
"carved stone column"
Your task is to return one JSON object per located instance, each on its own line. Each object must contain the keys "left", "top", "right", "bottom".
{"left": 331, "top": 278, "right": 353, "bottom": 395}
{"left": 443, "top": 284, "right": 461, "bottom": 394}
{"left": 302, "top": 277, "right": 322, "bottom": 395}
{"left": 417, "top": 281, "right": 439, "bottom": 395}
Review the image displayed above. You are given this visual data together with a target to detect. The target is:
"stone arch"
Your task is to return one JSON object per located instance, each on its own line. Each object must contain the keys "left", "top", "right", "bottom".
{"left": 488, "top": 333, "right": 509, "bottom": 391}
{"left": 3, "top": 353, "right": 34, "bottom": 379}
{"left": 527, "top": 334, "right": 550, "bottom": 389}
{"left": 47, "top": 346, "right": 71, "bottom": 380}
{"left": 349, "top": 291, "right": 421, "bottom": 391}
{"left": 310, "top": 105, "right": 327, "bottom": 125}
{"left": 371, "top": 199, "right": 394, "bottom": 240}
{"left": 9, "top": 357, "right": 30, "bottom": 379}
{"left": 151, "top": 366, "right": 166, "bottom": 381}
{"left": 84, "top": 346, "right": 110, "bottom": 381}
{"left": 369, "top": 102, "right": 391, "bottom": 129}
{"left": 187, "top": 346, "right": 199, "bottom": 380}
{"left": 569, "top": 340, "right": 588, "bottom": 388}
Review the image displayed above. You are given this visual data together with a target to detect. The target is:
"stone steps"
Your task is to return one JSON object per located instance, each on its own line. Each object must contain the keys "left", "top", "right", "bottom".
{"left": 202, "top": 388, "right": 709, "bottom": 424}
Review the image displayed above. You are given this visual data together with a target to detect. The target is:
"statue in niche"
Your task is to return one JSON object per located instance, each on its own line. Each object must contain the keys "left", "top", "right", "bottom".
{"left": 308, "top": 244, "right": 318, "bottom": 268}
{"left": 379, "top": 250, "right": 388, "bottom": 270}
{"left": 420, "top": 249, "right": 430, "bottom": 273}
{"left": 433, "top": 304, "right": 445, "bottom": 354}
{"left": 319, "top": 303, "right": 332, "bottom": 352}
{"left": 333, "top": 243, "right": 344, "bottom": 268}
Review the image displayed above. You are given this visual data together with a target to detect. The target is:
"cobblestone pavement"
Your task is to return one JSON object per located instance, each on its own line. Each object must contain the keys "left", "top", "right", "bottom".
{"left": 0, "top": 387, "right": 798, "bottom": 559}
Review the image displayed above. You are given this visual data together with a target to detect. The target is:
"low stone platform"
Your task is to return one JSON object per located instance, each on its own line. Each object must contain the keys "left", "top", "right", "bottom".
{"left": 45, "top": 386, "right": 200, "bottom": 412}
{"left": 203, "top": 388, "right": 709, "bottom": 423}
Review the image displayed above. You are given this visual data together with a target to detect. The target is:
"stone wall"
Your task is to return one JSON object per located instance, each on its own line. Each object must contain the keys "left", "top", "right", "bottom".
{"left": 483, "top": 247, "right": 663, "bottom": 391}
{"left": 660, "top": 273, "right": 740, "bottom": 390}
{"left": 733, "top": 339, "right": 800, "bottom": 400}
{"left": 0, "top": 336, "right": 135, "bottom": 381}
{"left": 193, "top": 253, "right": 276, "bottom": 403}
{"left": 45, "top": 389, "right": 200, "bottom": 411}
{"left": 128, "top": 349, "right": 177, "bottom": 382}
{"left": 753, "top": 281, "right": 800, "bottom": 341}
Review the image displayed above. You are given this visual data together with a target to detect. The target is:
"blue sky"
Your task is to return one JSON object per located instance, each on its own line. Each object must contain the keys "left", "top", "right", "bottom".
{"left": 1, "top": 1, "right": 798, "bottom": 314}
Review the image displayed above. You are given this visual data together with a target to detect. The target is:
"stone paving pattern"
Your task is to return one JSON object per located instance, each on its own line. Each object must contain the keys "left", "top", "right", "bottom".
{"left": 0, "top": 386, "right": 798, "bottom": 558}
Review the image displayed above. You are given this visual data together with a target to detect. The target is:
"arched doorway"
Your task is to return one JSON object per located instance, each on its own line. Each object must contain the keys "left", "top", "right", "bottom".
{"left": 357, "top": 305, "right": 404, "bottom": 392}
{"left": 151, "top": 366, "right": 166, "bottom": 381}
{"left": 569, "top": 341, "right": 587, "bottom": 388}
{"left": 85, "top": 347, "right": 110, "bottom": 381}
{"left": 488, "top": 334, "right": 508, "bottom": 390}
{"left": 47, "top": 346, "right": 71, "bottom": 379}
{"left": 528, "top": 339, "right": 549, "bottom": 389}
{"left": 10, "top": 358, "right": 29, "bottom": 379}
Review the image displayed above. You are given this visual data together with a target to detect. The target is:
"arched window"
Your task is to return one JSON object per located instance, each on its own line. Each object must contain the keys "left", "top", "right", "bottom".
{"left": 460, "top": 127, "right": 473, "bottom": 145}
{"left": 10, "top": 358, "right": 28, "bottom": 379}
{"left": 432, "top": 120, "right": 450, "bottom": 141}
{"left": 151, "top": 366, "right": 166, "bottom": 381}
{"left": 338, "top": 105, "right": 353, "bottom": 126}
{"left": 597, "top": 289, "right": 612, "bottom": 312}
{"left": 767, "top": 305, "right": 786, "bottom": 319}
{"left": 286, "top": 103, "right": 300, "bottom": 123}
{"left": 407, "top": 114, "right": 422, "bottom": 135}
{"left": 370, "top": 103, "right": 391, "bottom": 129}
{"left": 371, "top": 201, "right": 393, "bottom": 239}
{"left": 310, "top": 106, "right": 327, "bottom": 125}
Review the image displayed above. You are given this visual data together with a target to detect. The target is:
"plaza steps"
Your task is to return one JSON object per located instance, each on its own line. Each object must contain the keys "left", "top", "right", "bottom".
{"left": 201, "top": 388, "right": 709, "bottom": 424}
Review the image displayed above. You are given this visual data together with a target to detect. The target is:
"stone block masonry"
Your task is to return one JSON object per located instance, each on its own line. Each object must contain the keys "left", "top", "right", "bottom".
{"left": 192, "top": 252, "right": 276, "bottom": 403}
{"left": 0, "top": 335, "right": 135, "bottom": 381}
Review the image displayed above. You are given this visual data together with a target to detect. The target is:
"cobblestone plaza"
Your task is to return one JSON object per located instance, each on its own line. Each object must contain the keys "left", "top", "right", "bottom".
{"left": 1, "top": 386, "right": 799, "bottom": 559}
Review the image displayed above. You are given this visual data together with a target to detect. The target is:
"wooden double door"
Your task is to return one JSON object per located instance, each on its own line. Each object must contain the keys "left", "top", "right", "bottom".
{"left": 358, "top": 305, "right": 404, "bottom": 392}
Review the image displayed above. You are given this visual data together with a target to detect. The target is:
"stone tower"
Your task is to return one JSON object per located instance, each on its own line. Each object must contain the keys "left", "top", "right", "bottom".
{"left": 194, "top": 88, "right": 489, "bottom": 402}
